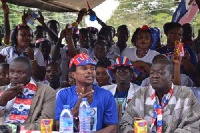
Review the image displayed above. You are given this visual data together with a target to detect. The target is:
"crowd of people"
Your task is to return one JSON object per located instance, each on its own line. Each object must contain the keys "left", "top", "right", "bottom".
{"left": 0, "top": 1, "right": 200, "bottom": 132}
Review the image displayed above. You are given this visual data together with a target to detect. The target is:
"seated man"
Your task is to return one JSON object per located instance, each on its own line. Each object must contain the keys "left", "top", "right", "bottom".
{"left": 55, "top": 53, "right": 118, "bottom": 132}
{"left": 0, "top": 57, "right": 56, "bottom": 130}
{"left": 119, "top": 54, "right": 200, "bottom": 133}
{"left": 102, "top": 56, "right": 140, "bottom": 120}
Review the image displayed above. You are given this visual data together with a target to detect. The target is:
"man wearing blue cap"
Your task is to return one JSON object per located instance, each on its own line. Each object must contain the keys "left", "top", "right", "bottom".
{"left": 55, "top": 53, "right": 118, "bottom": 132}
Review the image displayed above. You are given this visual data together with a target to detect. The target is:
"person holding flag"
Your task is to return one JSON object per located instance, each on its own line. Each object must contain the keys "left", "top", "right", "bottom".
{"left": 172, "top": 0, "right": 199, "bottom": 24}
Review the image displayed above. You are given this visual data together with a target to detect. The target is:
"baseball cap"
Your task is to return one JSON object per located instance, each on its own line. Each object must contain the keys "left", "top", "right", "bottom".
{"left": 69, "top": 53, "right": 96, "bottom": 69}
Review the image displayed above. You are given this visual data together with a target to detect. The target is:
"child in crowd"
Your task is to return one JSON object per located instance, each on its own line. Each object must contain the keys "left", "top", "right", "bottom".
{"left": 95, "top": 60, "right": 111, "bottom": 87}
{"left": 122, "top": 25, "right": 160, "bottom": 85}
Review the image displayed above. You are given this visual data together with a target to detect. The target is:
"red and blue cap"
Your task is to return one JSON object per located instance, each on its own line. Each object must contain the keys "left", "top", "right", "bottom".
{"left": 108, "top": 56, "right": 140, "bottom": 79}
{"left": 69, "top": 53, "right": 97, "bottom": 69}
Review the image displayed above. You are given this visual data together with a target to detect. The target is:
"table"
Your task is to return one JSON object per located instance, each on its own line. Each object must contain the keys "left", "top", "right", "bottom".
{"left": 20, "top": 131, "right": 59, "bottom": 133}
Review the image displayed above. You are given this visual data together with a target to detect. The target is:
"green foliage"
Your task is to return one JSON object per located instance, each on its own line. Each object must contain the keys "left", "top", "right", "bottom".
{"left": 107, "top": 0, "right": 200, "bottom": 45}
{"left": 0, "top": 3, "right": 77, "bottom": 31}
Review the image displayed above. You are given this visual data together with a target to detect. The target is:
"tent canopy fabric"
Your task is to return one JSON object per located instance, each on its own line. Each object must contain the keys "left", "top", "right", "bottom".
{"left": 6, "top": 0, "right": 105, "bottom": 12}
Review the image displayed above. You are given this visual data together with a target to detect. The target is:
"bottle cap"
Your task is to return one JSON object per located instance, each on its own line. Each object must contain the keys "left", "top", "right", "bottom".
{"left": 82, "top": 98, "right": 87, "bottom": 101}
{"left": 63, "top": 105, "right": 70, "bottom": 109}
{"left": 90, "top": 14, "right": 96, "bottom": 21}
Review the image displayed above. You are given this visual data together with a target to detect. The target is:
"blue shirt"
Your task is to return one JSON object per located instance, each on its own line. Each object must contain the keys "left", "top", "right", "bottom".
{"left": 55, "top": 85, "right": 118, "bottom": 131}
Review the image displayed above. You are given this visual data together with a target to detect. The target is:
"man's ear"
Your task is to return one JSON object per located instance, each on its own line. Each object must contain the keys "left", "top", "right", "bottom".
{"left": 71, "top": 72, "right": 76, "bottom": 79}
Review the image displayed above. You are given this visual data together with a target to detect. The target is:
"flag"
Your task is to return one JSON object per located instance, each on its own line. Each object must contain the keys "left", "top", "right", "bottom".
{"left": 172, "top": 0, "right": 199, "bottom": 24}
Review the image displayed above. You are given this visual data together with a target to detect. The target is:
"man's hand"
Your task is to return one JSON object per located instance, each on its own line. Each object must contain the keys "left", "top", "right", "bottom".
{"left": 22, "top": 10, "right": 28, "bottom": 25}
{"left": 77, "top": 89, "right": 94, "bottom": 105}
{"left": 172, "top": 54, "right": 182, "bottom": 66}
{"left": 71, "top": 89, "right": 94, "bottom": 117}
{"left": 64, "top": 26, "right": 73, "bottom": 41}
{"left": 65, "top": 27, "right": 73, "bottom": 37}
{"left": 37, "top": 11, "right": 45, "bottom": 25}
{"left": 24, "top": 47, "right": 34, "bottom": 60}
{"left": 59, "top": 25, "right": 73, "bottom": 41}
{"left": 88, "top": 9, "right": 96, "bottom": 17}
{"left": 81, "top": 90, "right": 94, "bottom": 104}
{"left": 0, "top": 84, "right": 24, "bottom": 106}
{"left": 77, "top": 8, "right": 87, "bottom": 24}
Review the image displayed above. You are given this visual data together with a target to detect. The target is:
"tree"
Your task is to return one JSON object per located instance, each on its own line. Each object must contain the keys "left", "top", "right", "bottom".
{"left": 0, "top": 3, "right": 77, "bottom": 31}
{"left": 107, "top": 0, "right": 200, "bottom": 45}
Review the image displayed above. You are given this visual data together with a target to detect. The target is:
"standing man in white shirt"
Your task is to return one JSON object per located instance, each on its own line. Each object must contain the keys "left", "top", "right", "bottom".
{"left": 107, "top": 25, "right": 130, "bottom": 59}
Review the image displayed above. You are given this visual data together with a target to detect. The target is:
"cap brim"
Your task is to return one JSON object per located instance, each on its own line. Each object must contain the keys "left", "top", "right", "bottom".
{"left": 107, "top": 64, "right": 134, "bottom": 80}
{"left": 77, "top": 59, "right": 97, "bottom": 66}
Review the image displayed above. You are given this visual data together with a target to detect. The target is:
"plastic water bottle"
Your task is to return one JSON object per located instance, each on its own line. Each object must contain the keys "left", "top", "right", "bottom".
{"left": 79, "top": 98, "right": 91, "bottom": 133}
{"left": 59, "top": 105, "right": 74, "bottom": 133}
{"left": 26, "top": 9, "right": 39, "bottom": 25}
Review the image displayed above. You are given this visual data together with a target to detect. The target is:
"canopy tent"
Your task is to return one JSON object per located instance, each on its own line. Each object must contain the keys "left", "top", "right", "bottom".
{"left": 5, "top": 0, "right": 105, "bottom": 12}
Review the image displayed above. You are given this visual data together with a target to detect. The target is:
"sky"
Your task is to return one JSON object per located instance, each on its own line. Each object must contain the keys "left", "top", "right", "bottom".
{"left": 85, "top": 0, "right": 119, "bottom": 29}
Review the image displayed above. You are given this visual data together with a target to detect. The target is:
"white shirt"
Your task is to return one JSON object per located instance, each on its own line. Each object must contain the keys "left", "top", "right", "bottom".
{"left": 102, "top": 83, "right": 140, "bottom": 101}
{"left": 0, "top": 46, "right": 45, "bottom": 66}
{"left": 122, "top": 48, "right": 160, "bottom": 64}
{"left": 107, "top": 44, "right": 129, "bottom": 59}
{"left": 102, "top": 83, "right": 140, "bottom": 114}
